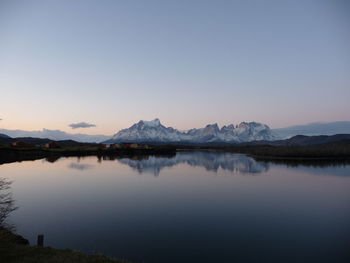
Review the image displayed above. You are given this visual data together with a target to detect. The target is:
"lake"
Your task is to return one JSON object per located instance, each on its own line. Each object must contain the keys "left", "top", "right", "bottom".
{"left": 1, "top": 151, "right": 350, "bottom": 263}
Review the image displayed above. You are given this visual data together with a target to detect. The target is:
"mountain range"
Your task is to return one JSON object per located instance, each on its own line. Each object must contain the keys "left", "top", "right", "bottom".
{"left": 1, "top": 120, "right": 350, "bottom": 143}
{"left": 105, "top": 118, "right": 277, "bottom": 144}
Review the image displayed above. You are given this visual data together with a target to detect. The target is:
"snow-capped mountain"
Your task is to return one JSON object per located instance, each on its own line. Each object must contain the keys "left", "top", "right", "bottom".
{"left": 105, "top": 118, "right": 277, "bottom": 144}
{"left": 108, "top": 119, "right": 184, "bottom": 142}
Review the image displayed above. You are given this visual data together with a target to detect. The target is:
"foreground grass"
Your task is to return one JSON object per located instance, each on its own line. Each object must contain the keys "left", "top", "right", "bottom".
{"left": 0, "top": 228, "right": 126, "bottom": 263}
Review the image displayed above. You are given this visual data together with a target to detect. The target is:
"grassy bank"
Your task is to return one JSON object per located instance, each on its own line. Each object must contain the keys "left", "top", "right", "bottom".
{"left": 0, "top": 227, "right": 126, "bottom": 263}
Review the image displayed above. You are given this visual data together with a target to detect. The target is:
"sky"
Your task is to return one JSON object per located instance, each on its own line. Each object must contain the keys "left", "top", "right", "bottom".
{"left": 0, "top": 0, "right": 349, "bottom": 135}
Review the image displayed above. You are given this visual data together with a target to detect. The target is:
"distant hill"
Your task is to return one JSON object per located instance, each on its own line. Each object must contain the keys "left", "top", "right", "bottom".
{"left": 273, "top": 121, "right": 350, "bottom": 138}
{"left": 0, "top": 133, "right": 11, "bottom": 139}
{"left": 0, "top": 136, "right": 92, "bottom": 147}
{"left": 271, "top": 134, "right": 350, "bottom": 146}
{"left": 0, "top": 128, "right": 110, "bottom": 143}
{"left": 195, "top": 134, "right": 350, "bottom": 147}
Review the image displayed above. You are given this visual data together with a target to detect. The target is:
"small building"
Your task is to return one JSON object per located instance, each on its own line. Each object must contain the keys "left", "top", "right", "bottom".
{"left": 11, "top": 141, "right": 34, "bottom": 148}
{"left": 44, "top": 142, "right": 60, "bottom": 149}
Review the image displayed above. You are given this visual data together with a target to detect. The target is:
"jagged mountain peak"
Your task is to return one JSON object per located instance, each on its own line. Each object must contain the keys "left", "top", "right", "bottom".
{"left": 237, "top": 121, "right": 265, "bottom": 128}
{"left": 203, "top": 123, "right": 220, "bottom": 133}
{"left": 221, "top": 124, "right": 235, "bottom": 131}
{"left": 205, "top": 123, "right": 219, "bottom": 129}
{"left": 138, "top": 118, "right": 161, "bottom": 127}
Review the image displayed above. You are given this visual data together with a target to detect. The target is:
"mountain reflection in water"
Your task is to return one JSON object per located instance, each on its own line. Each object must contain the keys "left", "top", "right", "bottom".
{"left": 117, "top": 151, "right": 269, "bottom": 176}
{"left": 68, "top": 163, "right": 95, "bottom": 171}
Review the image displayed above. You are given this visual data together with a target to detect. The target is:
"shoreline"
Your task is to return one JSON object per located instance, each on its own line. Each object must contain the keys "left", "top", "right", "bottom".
{"left": 0, "top": 146, "right": 350, "bottom": 166}
{"left": 0, "top": 147, "right": 177, "bottom": 165}
{"left": 0, "top": 227, "right": 126, "bottom": 263}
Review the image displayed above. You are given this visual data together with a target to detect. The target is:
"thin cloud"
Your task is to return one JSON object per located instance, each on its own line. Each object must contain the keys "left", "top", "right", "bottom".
{"left": 69, "top": 122, "right": 96, "bottom": 129}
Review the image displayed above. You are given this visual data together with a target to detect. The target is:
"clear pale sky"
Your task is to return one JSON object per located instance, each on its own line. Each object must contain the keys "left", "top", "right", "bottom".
{"left": 0, "top": 0, "right": 349, "bottom": 135}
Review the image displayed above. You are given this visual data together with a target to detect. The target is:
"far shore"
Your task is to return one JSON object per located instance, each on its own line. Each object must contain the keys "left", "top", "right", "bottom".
{"left": 0, "top": 146, "right": 176, "bottom": 165}
{"left": 1, "top": 142, "right": 350, "bottom": 166}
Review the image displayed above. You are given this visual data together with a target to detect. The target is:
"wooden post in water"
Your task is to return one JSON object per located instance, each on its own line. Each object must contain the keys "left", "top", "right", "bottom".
{"left": 37, "top": 234, "right": 44, "bottom": 247}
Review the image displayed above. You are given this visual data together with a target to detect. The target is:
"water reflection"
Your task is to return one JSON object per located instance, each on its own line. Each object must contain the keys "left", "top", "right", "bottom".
{"left": 68, "top": 163, "right": 94, "bottom": 171}
{"left": 257, "top": 158, "right": 350, "bottom": 168}
{"left": 118, "top": 151, "right": 269, "bottom": 176}
{"left": 0, "top": 178, "right": 17, "bottom": 229}
{"left": 45, "top": 156, "right": 62, "bottom": 163}
{"left": 37, "top": 151, "right": 350, "bottom": 178}
{"left": 2, "top": 153, "right": 350, "bottom": 263}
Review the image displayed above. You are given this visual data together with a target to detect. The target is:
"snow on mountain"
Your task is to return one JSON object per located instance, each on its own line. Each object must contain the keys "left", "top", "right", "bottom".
{"left": 234, "top": 122, "right": 274, "bottom": 141}
{"left": 109, "top": 119, "right": 184, "bottom": 142}
{"left": 186, "top": 123, "right": 221, "bottom": 142}
{"left": 106, "top": 119, "right": 277, "bottom": 144}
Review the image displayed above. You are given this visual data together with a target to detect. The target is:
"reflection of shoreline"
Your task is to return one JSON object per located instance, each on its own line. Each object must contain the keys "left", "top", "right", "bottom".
{"left": 118, "top": 152, "right": 269, "bottom": 176}
{"left": 0, "top": 178, "right": 17, "bottom": 229}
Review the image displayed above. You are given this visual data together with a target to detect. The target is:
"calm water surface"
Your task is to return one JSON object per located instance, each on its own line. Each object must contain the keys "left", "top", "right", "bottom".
{"left": 1, "top": 152, "right": 350, "bottom": 263}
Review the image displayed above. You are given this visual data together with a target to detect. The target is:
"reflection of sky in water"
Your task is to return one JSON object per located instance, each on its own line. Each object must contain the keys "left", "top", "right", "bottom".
{"left": 2, "top": 153, "right": 350, "bottom": 263}
{"left": 289, "top": 165, "right": 350, "bottom": 177}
